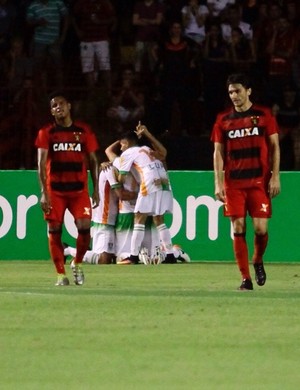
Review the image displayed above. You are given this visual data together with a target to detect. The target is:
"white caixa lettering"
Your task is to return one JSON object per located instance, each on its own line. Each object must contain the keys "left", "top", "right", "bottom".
{"left": 228, "top": 127, "right": 259, "bottom": 139}
{"left": 53, "top": 143, "right": 82, "bottom": 152}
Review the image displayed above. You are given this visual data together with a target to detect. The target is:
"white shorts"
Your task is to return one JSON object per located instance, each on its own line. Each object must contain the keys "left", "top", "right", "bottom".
{"left": 92, "top": 223, "right": 115, "bottom": 254}
{"left": 134, "top": 190, "right": 173, "bottom": 216}
{"left": 80, "top": 41, "right": 111, "bottom": 73}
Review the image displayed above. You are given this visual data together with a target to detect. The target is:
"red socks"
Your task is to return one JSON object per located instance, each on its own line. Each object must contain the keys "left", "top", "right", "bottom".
{"left": 74, "top": 229, "right": 91, "bottom": 264}
{"left": 233, "top": 232, "right": 269, "bottom": 280}
{"left": 48, "top": 228, "right": 91, "bottom": 272}
{"left": 253, "top": 233, "right": 268, "bottom": 264}
{"left": 48, "top": 231, "right": 65, "bottom": 274}
{"left": 233, "top": 233, "right": 251, "bottom": 280}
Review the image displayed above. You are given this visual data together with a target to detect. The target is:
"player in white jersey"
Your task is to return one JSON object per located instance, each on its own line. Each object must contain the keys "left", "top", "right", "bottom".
{"left": 112, "top": 155, "right": 160, "bottom": 262}
{"left": 90, "top": 164, "right": 120, "bottom": 263}
{"left": 117, "top": 125, "right": 176, "bottom": 264}
{"left": 64, "top": 162, "right": 137, "bottom": 264}
{"left": 113, "top": 156, "right": 137, "bottom": 260}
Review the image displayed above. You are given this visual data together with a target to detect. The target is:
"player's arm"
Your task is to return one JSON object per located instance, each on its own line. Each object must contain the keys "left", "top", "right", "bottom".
{"left": 88, "top": 151, "right": 100, "bottom": 208}
{"left": 135, "top": 122, "right": 167, "bottom": 161}
{"left": 118, "top": 172, "right": 128, "bottom": 185}
{"left": 213, "top": 142, "right": 225, "bottom": 202}
{"left": 37, "top": 148, "right": 51, "bottom": 214}
{"left": 113, "top": 186, "right": 137, "bottom": 201}
{"left": 105, "top": 164, "right": 136, "bottom": 200}
{"left": 268, "top": 133, "right": 281, "bottom": 198}
{"left": 105, "top": 140, "right": 120, "bottom": 162}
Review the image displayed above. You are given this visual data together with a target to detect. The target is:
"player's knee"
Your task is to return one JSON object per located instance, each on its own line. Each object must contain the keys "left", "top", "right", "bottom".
{"left": 254, "top": 228, "right": 268, "bottom": 236}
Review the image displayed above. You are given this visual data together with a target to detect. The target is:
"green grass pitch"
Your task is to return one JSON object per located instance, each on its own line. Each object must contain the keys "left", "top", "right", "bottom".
{"left": 1, "top": 261, "right": 300, "bottom": 390}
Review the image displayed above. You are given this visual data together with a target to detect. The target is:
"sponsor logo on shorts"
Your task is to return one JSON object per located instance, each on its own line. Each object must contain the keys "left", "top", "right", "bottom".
{"left": 260, "top": 203, "right": 268, "bottom": 213}
{"left": 83, "top": 207, "right": 91, "bottom": 216}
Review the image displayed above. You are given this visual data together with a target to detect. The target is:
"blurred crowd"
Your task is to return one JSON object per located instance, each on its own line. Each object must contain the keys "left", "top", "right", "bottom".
{"left": 1, "top": 0, "right": 300, "bottom": 170}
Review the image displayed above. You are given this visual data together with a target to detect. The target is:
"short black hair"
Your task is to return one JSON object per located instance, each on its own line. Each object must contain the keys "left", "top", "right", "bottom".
{"left": 119, "top": 131, "right": 139, "bottom": 143}
{"left": 48, "top": 90, "right": 70, "bottom": 104}
{"left": 226, "top": 73, "right": 252, "bottom": 89}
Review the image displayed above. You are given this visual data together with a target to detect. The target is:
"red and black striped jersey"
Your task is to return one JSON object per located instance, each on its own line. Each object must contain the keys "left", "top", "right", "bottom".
{"left": 211, "top": 104, "right": 279, "bottom": 189}
{"left": 35, "top": 120, "right": 99, "bottom": 193}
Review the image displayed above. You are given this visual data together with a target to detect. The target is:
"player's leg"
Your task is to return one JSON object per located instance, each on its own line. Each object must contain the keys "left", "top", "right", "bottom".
{"left": 70, "top": 191, "right": 93, "bottom": 265}
{"left": 74, "top": 218, "right": 91, "bottom": 264}
{"left": 128, "top": 212, "right": 148, "bottom": 263}
{"left": 82, "top": 250, "right": 100, "bottom": 264}
{"left": 225, "top": 188, "right": 253, "bottom": 290}
{"left": 115, "top": 212, "right": 134, "bottom": 263}
{"left": 48, "top": 221, "right": 69, "bottom": 285}
{"left": 91, "top": 223, "right": 115, "bottom": 264}
{"left": 153, "top": 215, "right": 176, "bottom": 263}
{"left": 141, "top": 216, "right": 160, "bottom": 264}
{"left": 68, "top": 192, "right": 92, "bottom": 284}
{"left": 172, "top": 244, "right": 191, "bottom": 263}
{"left": 45, "top": 192, "right": 69, "bottom": 285}
{"left": 68, "top": 216, "right": 90, "bottom": 285}
{"left": 63, "top": 244, "right": 100, "bottom": 265}
{"left": 252, "top": 218, "right": 268, "bottom": 286}
{"left": 63, "top": 243, "right": 105, "bottom": 264}
{"left": 122, "top": 192, "right": 155, "bottom": 264}
{"left": 249, "top": 187, "right": 271, "bottom": 286}
{"left": 152, "top": 191, "right": 176, "bottom": 263}
{"left": 63, "top": 244, "right": 76, "bottom": 258}
{"left": 231, "top": 216, "right": 252, "bottom": 289}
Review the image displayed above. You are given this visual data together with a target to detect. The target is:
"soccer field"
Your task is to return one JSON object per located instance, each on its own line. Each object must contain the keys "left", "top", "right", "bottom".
{"left": 1, "top": 261, "right": 300, "bottom": 390}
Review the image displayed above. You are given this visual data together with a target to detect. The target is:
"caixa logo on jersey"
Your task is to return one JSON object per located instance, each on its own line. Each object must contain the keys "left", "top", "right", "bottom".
{"left": 52, "top": 143, "right": 82, "bottom": 152}
{"left": 227, "top": 126, "right": 260, "bottom": 139}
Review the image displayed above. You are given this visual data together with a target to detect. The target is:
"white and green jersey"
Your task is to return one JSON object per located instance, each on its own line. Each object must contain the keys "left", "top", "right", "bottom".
{"left": 113, "top": 156, "right": 138, "bottom": 214}
{"left": 119, "top": 145, "right": 171, "bottom": 196}
{"left": 92, "top": 165, "right": 120, "bottom": 226}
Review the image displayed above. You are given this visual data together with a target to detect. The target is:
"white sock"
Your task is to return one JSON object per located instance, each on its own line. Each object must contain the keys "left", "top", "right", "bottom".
{"left": 131, "top": 224, "right": 145, "bottom": 256}
{"left": 83, "top": 250, "right": 99, "bottom": 264}
{"left": 64, "top": 246, "right": 77, "bottom": 257}
{"left": 157, "top": 224, "right": 173, "bottom": 254}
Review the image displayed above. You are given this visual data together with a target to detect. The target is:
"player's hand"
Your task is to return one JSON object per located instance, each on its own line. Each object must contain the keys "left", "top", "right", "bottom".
{"left": 92, "top": 190, "right": 100, "bottom": 208}
{"left": 100, "top": 161, "right": 112, "bottom": 171}
{"left": 268, "top": 175, "right": 281, "bottom": 198}
{"left": 135, "top": 121, "right": 150, "bottom": 139}
{"left": 40, "top": 192, "right": 52, "bottom": 214}
{"left": 215, "top": 185, "right": 226, "bottom": 203}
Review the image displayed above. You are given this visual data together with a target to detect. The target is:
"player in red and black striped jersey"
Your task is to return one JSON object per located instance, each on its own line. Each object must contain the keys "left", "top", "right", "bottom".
{"left": 211, "top": 73, "right": 281, "bottom": 290}
{"left": 35, "top": 92, "right": 100, "bottom": 286}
